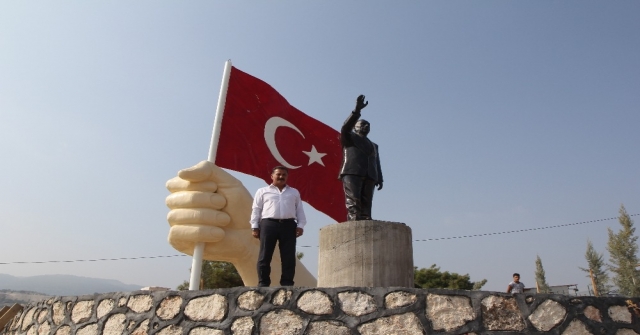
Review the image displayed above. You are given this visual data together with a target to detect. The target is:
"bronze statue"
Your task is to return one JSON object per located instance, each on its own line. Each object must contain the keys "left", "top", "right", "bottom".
{"left": 339, "top": 95, "right": 383, "bottom": 221}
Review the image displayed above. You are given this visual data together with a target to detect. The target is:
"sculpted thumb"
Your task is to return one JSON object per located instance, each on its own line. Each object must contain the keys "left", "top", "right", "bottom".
{"left": 178, "top": 160, "right": 215, "bottom": 182}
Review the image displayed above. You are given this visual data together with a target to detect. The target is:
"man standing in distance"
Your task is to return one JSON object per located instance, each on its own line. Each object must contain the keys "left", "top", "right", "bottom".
{"left": 339, "top": 95, "right": 383, "bottom": 221}
{"left": 251, "top": 166, "right": 306, "bottom": 287}
{"left": 507, "top": 273, "right": 525, "bottom": 294}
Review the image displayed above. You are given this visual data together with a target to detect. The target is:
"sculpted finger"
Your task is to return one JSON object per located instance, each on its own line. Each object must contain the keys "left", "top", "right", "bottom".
{"left": 166, "top": 191, "right": 226, "bottom": 210}
{"left": 206, "top": 163, "right": 244, "bottom": 189}
{"left": 166, "top": 176, "right": 218, "bottom": 193}
{"left": 176, "top": 161, "right": 243, "bottom": 189}
{"left": 167, "top": 208, "right": 231, "bottom": 227}
{"left": 177, "top": 160, "right": 215, "bottom": 182}
{"left": 169, "top": 225, "right": 225, "bottom": 243}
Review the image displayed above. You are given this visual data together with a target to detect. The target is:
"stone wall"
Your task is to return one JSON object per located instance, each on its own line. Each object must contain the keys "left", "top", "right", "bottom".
{"left": 1, "top": 287, "right": 639, "bottom": 335}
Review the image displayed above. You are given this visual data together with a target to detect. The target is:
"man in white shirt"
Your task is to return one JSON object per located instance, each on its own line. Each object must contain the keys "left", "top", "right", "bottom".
{"left": 250, "top": 166, "right": 306, "bottom": 287}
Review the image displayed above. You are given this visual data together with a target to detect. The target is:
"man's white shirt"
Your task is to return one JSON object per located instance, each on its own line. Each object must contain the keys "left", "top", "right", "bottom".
{"left": 250, "top": 184, "right": 307, "bottom": 229}
{"left": 509, "top": 281, "right": 525, "bottom": 293}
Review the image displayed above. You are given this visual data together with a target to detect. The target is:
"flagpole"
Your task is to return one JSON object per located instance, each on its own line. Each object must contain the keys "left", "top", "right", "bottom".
{"left": 188, "top": 59, "right": 233, "bottom": 291}
{"left": 208, "top": 60, "right": 233, "bottom": 162}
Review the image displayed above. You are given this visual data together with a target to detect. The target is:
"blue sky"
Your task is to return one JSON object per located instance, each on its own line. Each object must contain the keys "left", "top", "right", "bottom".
{"left": 1, "top": 1, "right": 638, "bottom": 293}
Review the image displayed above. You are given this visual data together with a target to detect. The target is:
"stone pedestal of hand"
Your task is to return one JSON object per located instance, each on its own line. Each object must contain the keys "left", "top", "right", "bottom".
{"left": 318, "top": 220, "right": 414, "bottom": 287}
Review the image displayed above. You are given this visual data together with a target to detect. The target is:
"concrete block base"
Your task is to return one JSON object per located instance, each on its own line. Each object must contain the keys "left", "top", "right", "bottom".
{"left": 318, "top": 220, "right": 414, "bottom": 287}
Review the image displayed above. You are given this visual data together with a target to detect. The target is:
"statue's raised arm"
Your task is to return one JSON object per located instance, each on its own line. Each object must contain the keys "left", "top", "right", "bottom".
{"left": 355, "top": 94, "right": 368, "bottom": 112}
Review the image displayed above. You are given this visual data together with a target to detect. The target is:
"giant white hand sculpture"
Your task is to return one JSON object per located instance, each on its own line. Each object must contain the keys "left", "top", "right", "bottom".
{"left": 166, "top": 161, "right": 317, "bottom": 287}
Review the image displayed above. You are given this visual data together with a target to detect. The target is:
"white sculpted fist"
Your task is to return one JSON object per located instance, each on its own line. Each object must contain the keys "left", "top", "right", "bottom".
{"left": 166, "top": 161, "right": 316, "bottom": 287}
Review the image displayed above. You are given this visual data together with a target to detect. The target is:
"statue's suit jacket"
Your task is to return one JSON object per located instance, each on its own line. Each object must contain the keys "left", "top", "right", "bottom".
{"left": 339, "top": 111, "right": 383, "bottom": 183}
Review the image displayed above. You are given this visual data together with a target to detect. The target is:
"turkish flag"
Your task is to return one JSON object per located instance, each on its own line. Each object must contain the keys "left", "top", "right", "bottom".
{"left": 215, "top": 66, "right": 346, "bottom": 222}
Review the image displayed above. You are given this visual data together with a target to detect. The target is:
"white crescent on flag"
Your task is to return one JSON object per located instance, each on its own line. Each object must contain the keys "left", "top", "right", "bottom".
{"left": 264, "top": 116, "right": 328, "bottom": 169}
{"left": 264, "top": 116, "right": 304, "bottom": 169}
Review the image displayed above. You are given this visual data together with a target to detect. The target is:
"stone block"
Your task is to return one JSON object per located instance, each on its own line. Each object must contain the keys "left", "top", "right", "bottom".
{"left": 338, "top": 291, "right": 376, "bottom": 316}
{"left": 357, "top": 312, "right": 424, "bottom": 335}
{"left": 237, "top": 291, "right": 265, "bottom": 311}
{"left": 481, "top": 295, "right": 525, "bottom": 331}
{"left": 273, "top": 289, "right": 292, "bottom": 306}
{"left": 231, "top": 316, "right": 254, "bottom": 335}
{"left": 127, "top": 295, "right": 153, "bottom": 314}
{"left": 54, "top": 325, "right": 70, "bottom": 335}
{"left": 426, "top": 294, "right": 474, "bottom": 331}
{"left": 184, "top": 295, "right": 227, "bottom": 322}
{"left": 130, "top": 320, "right": 149, "bottom": 335}
{"left": 584, "top": 305, "right": 602, "bottom": 322}
{"left": 157, "top": 296, "right": 182, "bottom": 320}
{"left": 97, "top": 299, "right": 115, "bottom": 320}
{"left": 616, "top": 330, "right": 640, "bottom": 335}
{"left": 562, "top": 319, "right": 591, "bottom": 335}
{"left": 385, "top": 291, "right": 417, "bottom": 309}
{"left": 529, "top": 299, "right": 567, "bottom": 332}
{"left": 52, "top": 302, "right": 65, "bottom": 326}
{"left": 297, "top": 291, "right": 333, "bottom": 315}
{"left": 260, "top": 310, "right": 304, "bottom": 335}
{"left": 36, "top": 321, "right": 50, "bottom": 335}
{"left": 76, "top": 323, "right": 98, "bottom": 335}
{"left": 71, "top": 301, "right": 94, "bottom": 324}
{"left": 36, "top": 310, "right": 48, "bottom": 324}
{"left": 157, "top": 325, "right": 182, "bottom": 335}
{"left": 103, "top": 314, "right": 127, "bottom": 335}
{"left": 188, "top": 327, "right": 224, "bottom": 335}
{"left": 608, "top": 305, "right": 632, "bottom": 323}
{"left": 306, "top": 321, "right": 350, "bottom": 335}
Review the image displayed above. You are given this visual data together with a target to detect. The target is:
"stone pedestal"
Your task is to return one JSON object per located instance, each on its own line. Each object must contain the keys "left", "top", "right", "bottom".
{"left": 318, "top": 220, "right": 414, "bottom": 287}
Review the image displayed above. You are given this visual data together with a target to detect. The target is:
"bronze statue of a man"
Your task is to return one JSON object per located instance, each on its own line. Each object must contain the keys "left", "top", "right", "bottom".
{"left": 339, "top": 95, "right": 383, "bottom": 221}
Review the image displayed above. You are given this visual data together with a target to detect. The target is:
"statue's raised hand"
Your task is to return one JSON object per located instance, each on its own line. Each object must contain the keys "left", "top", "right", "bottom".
{"left": 166, "top": 161, "right": 316, "bottom": 287}
{"left": 355, "top": 94, "right": 368, "bottom": 112}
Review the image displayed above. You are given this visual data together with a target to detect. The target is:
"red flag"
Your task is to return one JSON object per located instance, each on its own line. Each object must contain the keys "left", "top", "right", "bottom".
{"left": 215, "top": 66, "right": 346, "bottom": 222}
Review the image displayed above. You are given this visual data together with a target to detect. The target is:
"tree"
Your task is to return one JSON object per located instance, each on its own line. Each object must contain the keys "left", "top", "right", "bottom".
{"left": 606, "top": 204, "right": 640, "bottom": 297}
{"left": 472, "top": 279, "right": 488, "bottom": 291}
{"left": 534, "top": 255, "right": 551, "bottom": 293}
{"left": 177, "top": 261, "right": 244, "bottom": 290}
{"left": 579, "top": 239, "right": 611, "bottom": 296}
{"left": 414, "top": 264, "right": 486, "bottom": 290}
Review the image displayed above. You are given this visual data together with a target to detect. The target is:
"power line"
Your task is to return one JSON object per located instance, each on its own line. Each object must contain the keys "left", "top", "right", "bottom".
{"left": 1, "top": 214, "right": 637, "bottom": 263}
{"left": 298, "top": 213, "right": 640, "bottom": 247}
{"left": 414, "top": 213, "right": 640, "bottom": 242}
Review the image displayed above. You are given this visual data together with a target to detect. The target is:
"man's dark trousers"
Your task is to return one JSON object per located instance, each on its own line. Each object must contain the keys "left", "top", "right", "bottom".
{"left": 257, "top": 218, "right": 297, "bottom": 286}
{"left": 342, "top": 174, "right": 376, "bottom": 220}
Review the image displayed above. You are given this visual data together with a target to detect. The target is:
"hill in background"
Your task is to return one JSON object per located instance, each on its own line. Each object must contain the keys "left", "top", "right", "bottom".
{"left": 0, "top": 289, "right": 49, "bottom": 308}
{"left": 0, "top": 273, "right": 142, "bottom": 298}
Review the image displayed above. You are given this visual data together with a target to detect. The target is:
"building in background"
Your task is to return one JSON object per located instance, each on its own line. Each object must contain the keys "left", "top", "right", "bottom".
{"left": 523, "top": 284, "right": 579, "bottom": 295}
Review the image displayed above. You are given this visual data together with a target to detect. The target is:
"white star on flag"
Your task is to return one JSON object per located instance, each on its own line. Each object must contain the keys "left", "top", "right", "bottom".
{"left": 302, "top": 145, "right": 327, "bottom": 166}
